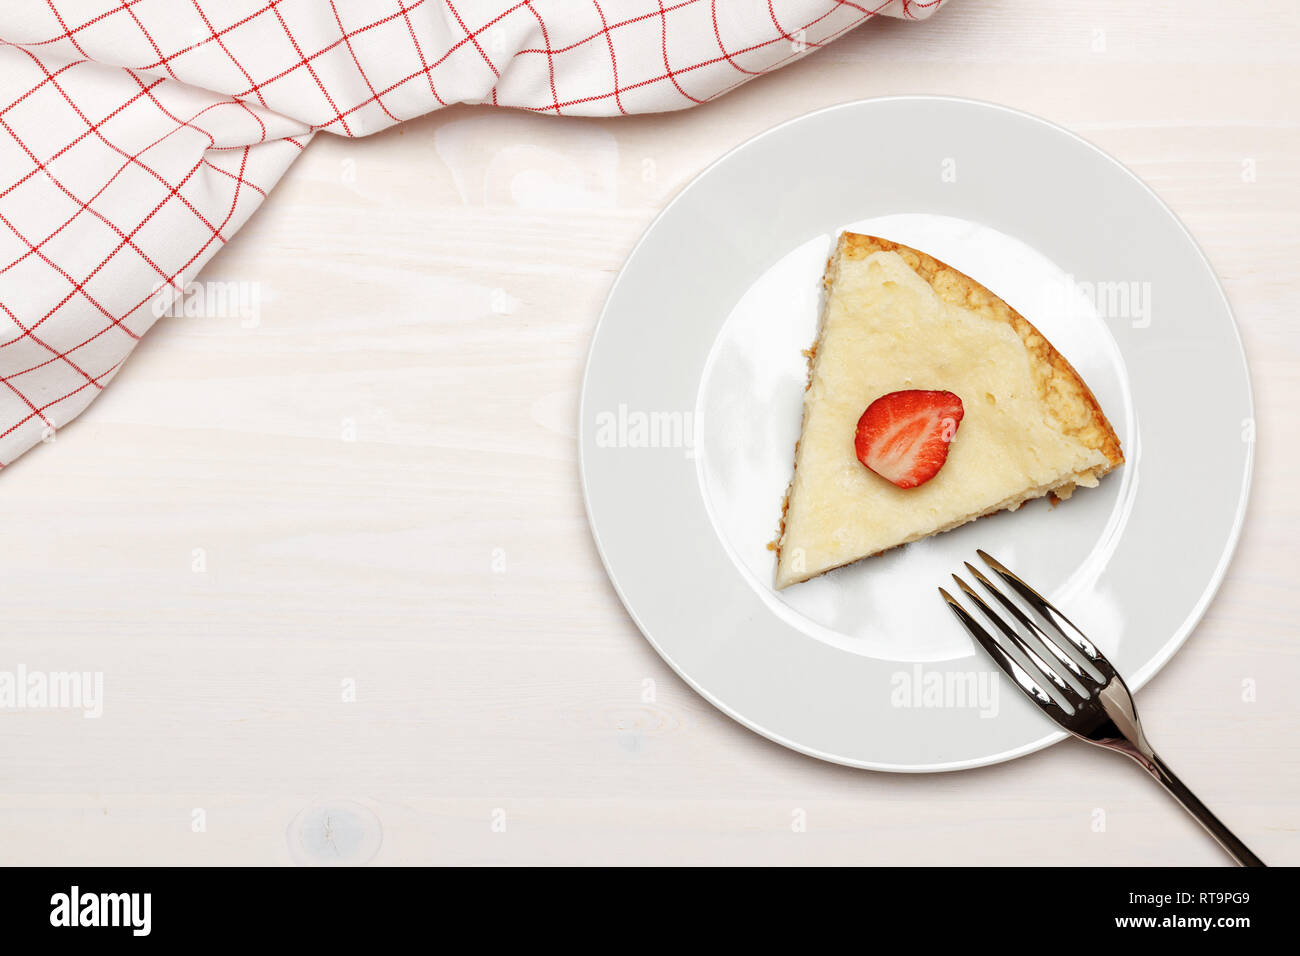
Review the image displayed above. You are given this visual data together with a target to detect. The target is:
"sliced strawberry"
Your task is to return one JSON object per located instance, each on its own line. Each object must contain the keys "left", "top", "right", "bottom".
{"left": 854, "top": 389, "right": 964, "bottom": 489}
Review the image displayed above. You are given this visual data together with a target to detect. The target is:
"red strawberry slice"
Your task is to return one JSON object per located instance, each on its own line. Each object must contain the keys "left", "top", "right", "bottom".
{"left": 854, "top": 389, "right": 964, "bottom": 489}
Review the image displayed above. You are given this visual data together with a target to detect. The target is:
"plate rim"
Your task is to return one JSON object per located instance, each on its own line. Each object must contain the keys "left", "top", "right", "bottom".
{"left": 578, "top": 94, "right": 1255, "bottom": 773}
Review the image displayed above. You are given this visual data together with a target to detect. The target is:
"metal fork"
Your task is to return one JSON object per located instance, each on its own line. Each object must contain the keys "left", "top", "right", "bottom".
{"left": 939, "top": 549, "right": 1265, "bottom": 867}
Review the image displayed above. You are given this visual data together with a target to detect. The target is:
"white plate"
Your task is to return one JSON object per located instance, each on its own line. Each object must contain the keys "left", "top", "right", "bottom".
{"left": 579, "top": 97, "right": 1253, "bottom": 772}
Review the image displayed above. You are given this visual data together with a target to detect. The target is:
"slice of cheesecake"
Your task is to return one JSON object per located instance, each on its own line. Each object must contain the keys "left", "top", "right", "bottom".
{"left": 774, "top": 234, "right": 1123, "bottom": 589}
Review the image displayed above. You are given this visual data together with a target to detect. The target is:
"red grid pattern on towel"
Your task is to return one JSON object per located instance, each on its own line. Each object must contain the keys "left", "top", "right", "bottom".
{"left": 0, "top": 0, "right": 942, "bottom": 468}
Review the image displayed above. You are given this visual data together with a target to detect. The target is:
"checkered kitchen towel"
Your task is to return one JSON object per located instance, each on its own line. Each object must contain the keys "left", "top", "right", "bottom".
{"left": 0, "top": 0, "right": 944, "bottom": 469}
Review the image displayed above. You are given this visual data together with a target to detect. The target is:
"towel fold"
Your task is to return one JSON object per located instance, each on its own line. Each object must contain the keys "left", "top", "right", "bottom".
{"left": 0, "top": 0, "right": 943, "bottom": 468}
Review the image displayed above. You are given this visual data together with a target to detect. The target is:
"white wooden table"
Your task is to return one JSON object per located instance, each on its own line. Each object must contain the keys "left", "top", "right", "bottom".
{"left": 2, "top": 0, "right": 1295, "bottom": 865}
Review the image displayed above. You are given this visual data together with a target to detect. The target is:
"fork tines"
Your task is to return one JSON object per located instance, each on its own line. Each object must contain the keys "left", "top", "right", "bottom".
{"left": 938, "top": 550, "right": 1113, "bottom": 729}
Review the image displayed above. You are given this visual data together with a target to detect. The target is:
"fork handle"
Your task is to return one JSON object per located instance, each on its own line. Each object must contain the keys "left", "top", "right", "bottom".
{"left": 1143, "top": 752, "right": 1265, "bottom": 867}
